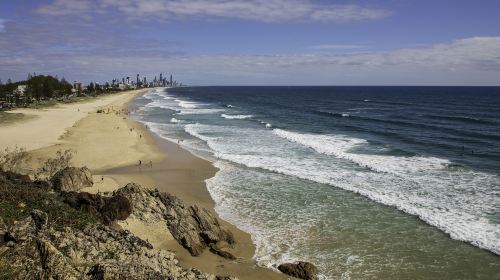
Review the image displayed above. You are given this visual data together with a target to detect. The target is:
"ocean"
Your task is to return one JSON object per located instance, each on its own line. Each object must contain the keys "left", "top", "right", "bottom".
{"left": 131, "top": 86, "right": 500, "bottom": 279}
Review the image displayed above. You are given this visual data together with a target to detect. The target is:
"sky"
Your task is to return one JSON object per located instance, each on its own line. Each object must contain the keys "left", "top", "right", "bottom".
{"left": 1, "top": 0, "right": 500, "bottom": 86}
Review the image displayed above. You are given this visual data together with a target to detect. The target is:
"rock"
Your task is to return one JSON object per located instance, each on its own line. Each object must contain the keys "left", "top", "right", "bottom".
{"left": 115, "top": 183, "right": 236, "bottom": 257}
{"left": 33, "top": 179, "right": 52, "bottom": 191}
{"left": 0, "top": 217, "right": 6, "bottom": 246}
{"left": 52, "top": 166, "right": 93, "bottom": 192}
{"left": 37, "top": 238, "right": 80, "bottom": 277}
{"left": 216, "top": 277, "right": 238, "bottom": 280}
{"left": 31, "top": 209, "right": 48, "bottom": 231}
{"left": 61, "top": 192, "right": 132, "bottom": 224}
{"left": 100, "top": 195, "right": 133, "bottom": 224}
{"left": 209, "top": 246, "right": 236, "bottom": 260}
{"left": 2, "top": 211, "right": 228, "bottom": 280}
{"left": 277, "top": 261, "right": 318, "bottom": 280}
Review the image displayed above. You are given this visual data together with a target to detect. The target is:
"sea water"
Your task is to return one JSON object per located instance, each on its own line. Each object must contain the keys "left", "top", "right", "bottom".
{"left": 132, "top": 86, "right": 500, "bottom": 279}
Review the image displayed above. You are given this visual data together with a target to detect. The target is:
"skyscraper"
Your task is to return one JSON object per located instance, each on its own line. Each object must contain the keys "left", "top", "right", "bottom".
{"left": 136, "top": 74, "right": 140, "bottom": 85}
{"left": 170, "top": 74, "right": 172, "bottom": 86}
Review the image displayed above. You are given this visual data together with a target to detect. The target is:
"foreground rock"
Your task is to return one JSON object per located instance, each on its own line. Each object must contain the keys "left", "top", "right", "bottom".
{"left": 1, "top": 210, "right": 233, "bottom": 279}
{"left": 1, "top": 170, "right": 238, "bottom": 279}
{"left": 115, "top": 183, "right": 236, "bottom": 257}
{"left": 278, "top": 261, "right": 318, "bottom": 280}
{"left": 51, "top": 166, "right": 93, "bottom": 192}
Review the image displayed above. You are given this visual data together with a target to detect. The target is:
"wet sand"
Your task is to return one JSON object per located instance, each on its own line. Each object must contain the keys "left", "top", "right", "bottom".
{"left": 105, "top": 126, "right": 286, "bottom": 280}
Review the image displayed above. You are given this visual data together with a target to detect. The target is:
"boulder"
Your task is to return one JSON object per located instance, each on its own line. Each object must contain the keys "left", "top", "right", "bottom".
{"left": 209, "top": 246, "right": 236, "bottom": 260}
{"left": 52, "top": 167, "right": 93, "bottom": 192}
{"left": 101, "top": 195, "right": 133, "bottom": 224}
{"left": 277, "top": 261, "right": 318, "bottom": 280}
{"left": 115, "top": 183, "right": 235, "bottom": 257}
{"left": 61, "top": 192, "right": 132, "bottom": 224}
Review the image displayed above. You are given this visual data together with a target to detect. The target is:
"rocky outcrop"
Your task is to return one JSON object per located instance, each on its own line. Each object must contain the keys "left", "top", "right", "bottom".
{"left": 51, "top": 166, "right": 93, "bottom": 192}
{"left": 1, "top": 171, "right": 240, "bottom": 279}
{"left": 277, "top": 261, "right": 318, "bottom": 280}
{"left": 115, "top": 183, "right": 236, "bottom": 257}
{"left": 61, "top": 191, "right": 132, "bottom": 224}
{"left": 1, "top": 210, "right": 231, "bottom": 280}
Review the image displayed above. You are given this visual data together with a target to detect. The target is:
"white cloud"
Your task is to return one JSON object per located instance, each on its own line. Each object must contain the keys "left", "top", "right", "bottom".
{"left": 0, "top": 19, "right": 6, "bottom": 32}
{"left": 36, "top": 0, "right": 94, "bottom": 16}
{"left": 36, "top": 0, "right": 390, "bottom": 23}
{"left": 309, "top": 44, "right": 367, "bottom": 50}
{"left": 2, "top": 36, "right": 500, "bottom": 85}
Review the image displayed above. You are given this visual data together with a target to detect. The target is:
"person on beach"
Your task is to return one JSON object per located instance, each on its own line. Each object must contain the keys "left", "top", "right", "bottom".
{"left": 139, "top": 160, "right": 142, "bottom": 166}
{"left": 149, "top": 160, "right": 153, "bottom": 168}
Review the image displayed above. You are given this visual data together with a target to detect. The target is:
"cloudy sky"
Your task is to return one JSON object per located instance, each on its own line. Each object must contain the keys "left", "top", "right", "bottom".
{"left": 1, "top": 0, "right": 500, "bottom": 85}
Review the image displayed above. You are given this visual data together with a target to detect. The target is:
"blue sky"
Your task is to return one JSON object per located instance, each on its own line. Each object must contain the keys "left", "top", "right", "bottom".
{"left": 1, "top": 0, "right": 500, "bottom": 85}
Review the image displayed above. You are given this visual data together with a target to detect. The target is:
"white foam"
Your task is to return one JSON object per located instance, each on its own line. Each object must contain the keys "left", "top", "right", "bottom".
{"left": 185, "top": 123, "right": 500, "bottom": 257}
{"left": 176, "top": 100, "right": 201, "bottom": 109}
{"left": 170, "top": 118, "right": 182, "bottom": 123}
{"left": 221, "top": 114, "right": 254, "bottom": 120}
{"left": 177, "top": 108, "right": 225, "bottom": 115}
{"left": 273, "top": 129, "right": 449, "bottom": 175}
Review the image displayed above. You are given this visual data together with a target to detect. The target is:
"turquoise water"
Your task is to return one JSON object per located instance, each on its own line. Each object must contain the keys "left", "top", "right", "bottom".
{"left": 132, "top": 87, "right": 500, "bottom": 279}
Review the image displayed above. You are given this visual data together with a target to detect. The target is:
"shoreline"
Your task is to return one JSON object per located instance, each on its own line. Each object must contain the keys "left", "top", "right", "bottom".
{"left": 12, "top": 88, "right": 285, "bottom": 279}
{"left": 105, "top": 92, "right": 286, "bottom": 279}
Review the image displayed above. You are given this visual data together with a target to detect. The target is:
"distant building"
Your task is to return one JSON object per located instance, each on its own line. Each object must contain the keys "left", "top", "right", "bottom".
{"left": 118, "top": 83, "right": 127, "bottom": 90}
{"left": 170, "top": 74, "right": 173, "bottom": 86}
{"left": 72, "top": 82, "right": 83, "bottom": 95}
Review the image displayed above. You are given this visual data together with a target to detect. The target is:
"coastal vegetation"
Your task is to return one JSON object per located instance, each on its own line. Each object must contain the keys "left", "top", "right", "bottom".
{"left": 0, "top": 74, "right": 123, "bottom": 109}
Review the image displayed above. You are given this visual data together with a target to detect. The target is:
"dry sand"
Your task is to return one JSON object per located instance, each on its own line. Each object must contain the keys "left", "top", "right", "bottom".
{"left": 0, "top": 90, "right": 147, "bottom": 152}
{"left": 3, "top": 89, "right": 286, "bottom": 279}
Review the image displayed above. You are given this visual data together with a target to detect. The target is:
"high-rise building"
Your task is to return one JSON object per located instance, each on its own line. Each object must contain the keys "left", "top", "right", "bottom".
{"left": 160, "top": 73, "right": 163, "bottom": 84}
{"left": 136, "top": 74, "right": 140, "bottom": 85}
{"left": 170, "top": 74, "right": 173, "bottom": 86}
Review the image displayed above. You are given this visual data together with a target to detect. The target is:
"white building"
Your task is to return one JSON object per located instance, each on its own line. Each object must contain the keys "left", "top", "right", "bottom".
{"left": 13, "top": 85, "right": 27, "bottom": 96}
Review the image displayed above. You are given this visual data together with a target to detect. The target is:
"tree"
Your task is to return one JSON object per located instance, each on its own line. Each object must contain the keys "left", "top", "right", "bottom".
{"left": 36, "top": 149, "right": 74, "bottom": 179}
{"left": 0, "top": 146, "right": 31, "bottom": 173}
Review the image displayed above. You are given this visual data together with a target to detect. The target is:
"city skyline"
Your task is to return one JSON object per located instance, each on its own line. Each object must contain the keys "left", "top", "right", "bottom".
{"left": 1, "top": 1, "right": 500, "bottom": 85}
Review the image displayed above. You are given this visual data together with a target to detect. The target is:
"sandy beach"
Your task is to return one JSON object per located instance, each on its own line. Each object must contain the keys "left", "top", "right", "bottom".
{"left": 1, "top": 89, "right": 285, "bottom": 279}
